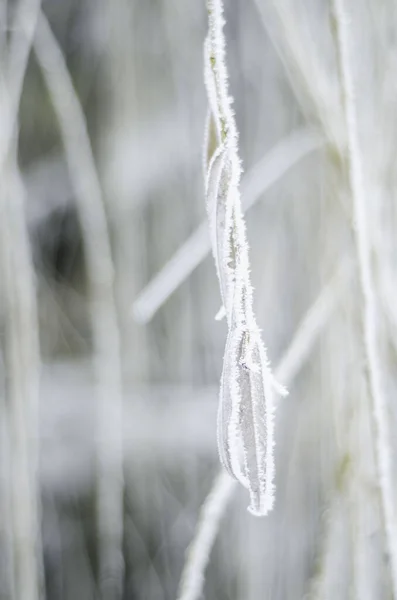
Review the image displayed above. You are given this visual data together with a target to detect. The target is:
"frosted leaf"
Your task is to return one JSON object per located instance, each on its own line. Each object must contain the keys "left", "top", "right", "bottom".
{"left": 217, "top": 322, "right": 277, "bottom": 515}
{"left": 217, "top": 326, "right": 247, "bottom": 484}
{"left": 238, "top": 331, "right": 276, "bottom": 515}
{"left": 204, "top": 0, "right": 287, "bottom": 516}
{"left": 205, "top": 145, "right": 227, "bottom": 310}
{"left": 203, "top": 37, "right": 224, "bottom": 146}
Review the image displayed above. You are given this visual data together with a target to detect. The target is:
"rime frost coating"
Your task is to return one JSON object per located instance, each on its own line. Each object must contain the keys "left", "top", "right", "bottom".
{"left": 204, "top": 0, "right": 287, "bottom": 516}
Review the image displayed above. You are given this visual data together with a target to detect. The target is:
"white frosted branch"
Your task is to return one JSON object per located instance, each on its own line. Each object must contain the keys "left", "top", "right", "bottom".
{"left": 33, "top": 14, "right": 125, "bottom": 599}
{"left": 176, "top": 259, "right": 349, "bottom": 600}
{"left": 331, "top": 0, "right": 397, "bottom": 595}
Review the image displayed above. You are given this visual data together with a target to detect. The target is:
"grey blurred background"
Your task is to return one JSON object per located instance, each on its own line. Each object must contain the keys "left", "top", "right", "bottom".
{"left": 1, "top": 0, "right": 397, "bottom": 599}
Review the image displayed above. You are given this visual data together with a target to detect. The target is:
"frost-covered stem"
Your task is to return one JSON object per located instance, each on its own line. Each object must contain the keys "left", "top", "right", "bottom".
{"left": 176, "top": 260, "right": 348, "bottom": 600}
{"left": 205, "top": 0, "right": 250, "bottom": 327}
{"left": 33, "top": 14, "right": 125, "bottom": 599}
{"left": 205, "top": 0, "right": 285, "bottom": 517}
{"left": 331, "top": 0, "right": 397, "bottom": 595}
{"left": 0, "top": 1, "right": 44, "bottom": 597}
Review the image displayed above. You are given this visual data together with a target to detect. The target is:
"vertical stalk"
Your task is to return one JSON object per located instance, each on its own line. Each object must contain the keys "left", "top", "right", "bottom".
{"left": 34, "top": 14, "right": 125, "bottom": 599}
{"left": 0, "top": 142, "right": 43, "bottom": 600}
{"left": 331, "top": 0, "right": 397, "bottom": 595}
{"left": 0, "top": 1, "right": 44, "bottom": 596}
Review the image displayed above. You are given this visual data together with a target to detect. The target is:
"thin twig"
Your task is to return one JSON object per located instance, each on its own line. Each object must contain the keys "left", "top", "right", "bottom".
{"left": 33, "top": 14, "right": 125, "bottom": 599}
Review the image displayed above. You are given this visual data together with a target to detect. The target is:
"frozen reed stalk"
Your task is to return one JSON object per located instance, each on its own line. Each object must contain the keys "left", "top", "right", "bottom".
{"left": 204, "top": 0, "right": 286, "bottom": 516}
{"left": 331, "top": 0, "right": 397, "bottom": 595}
{"left": 0, "top": 1, "right": 44, "bottom": 597}
{"left": 33, "top": 14, "right": 125, "bottom": 599}
{"left": 0, "top": 160, "right": 43, "bottom": 600}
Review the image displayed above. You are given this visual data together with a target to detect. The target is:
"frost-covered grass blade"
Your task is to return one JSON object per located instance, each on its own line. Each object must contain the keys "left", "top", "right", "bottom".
{"left": 204, "top": 0, "right": 287, "bottom": 516}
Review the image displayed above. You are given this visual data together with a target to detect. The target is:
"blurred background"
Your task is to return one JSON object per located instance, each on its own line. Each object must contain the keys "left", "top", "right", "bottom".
{"left": 1, "top": 0, "right": 397, "bottom": 599}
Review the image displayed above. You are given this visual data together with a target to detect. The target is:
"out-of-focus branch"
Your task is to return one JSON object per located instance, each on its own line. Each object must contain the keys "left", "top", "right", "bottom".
{"left": 0, "top": 162, "right": 43, "bottom": 600}
{"left": 252, "top": 0, "right": 343, "bottom": 152}
{"left": 7, "top": 0, "right": 39, "bottom": 98}
{"left": 276, "top": 258, "right": 352, "bottom": 383}
{"left": 0, "top": 1, "right": 43, "bottom": 599}
{"left": 132, "top": 128, "right": 322, "bottom": 324}
{"left": 176, "top": 471, "right": 236, "bottom": 600}
{"left": 331, "top": 0, "right": 397, "bottom": 595}
{"left": 0, "top": 0, "right": 41, "bottom": 166}
{"left": 33, "top": 13, "right": 125, "bottom": 600}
